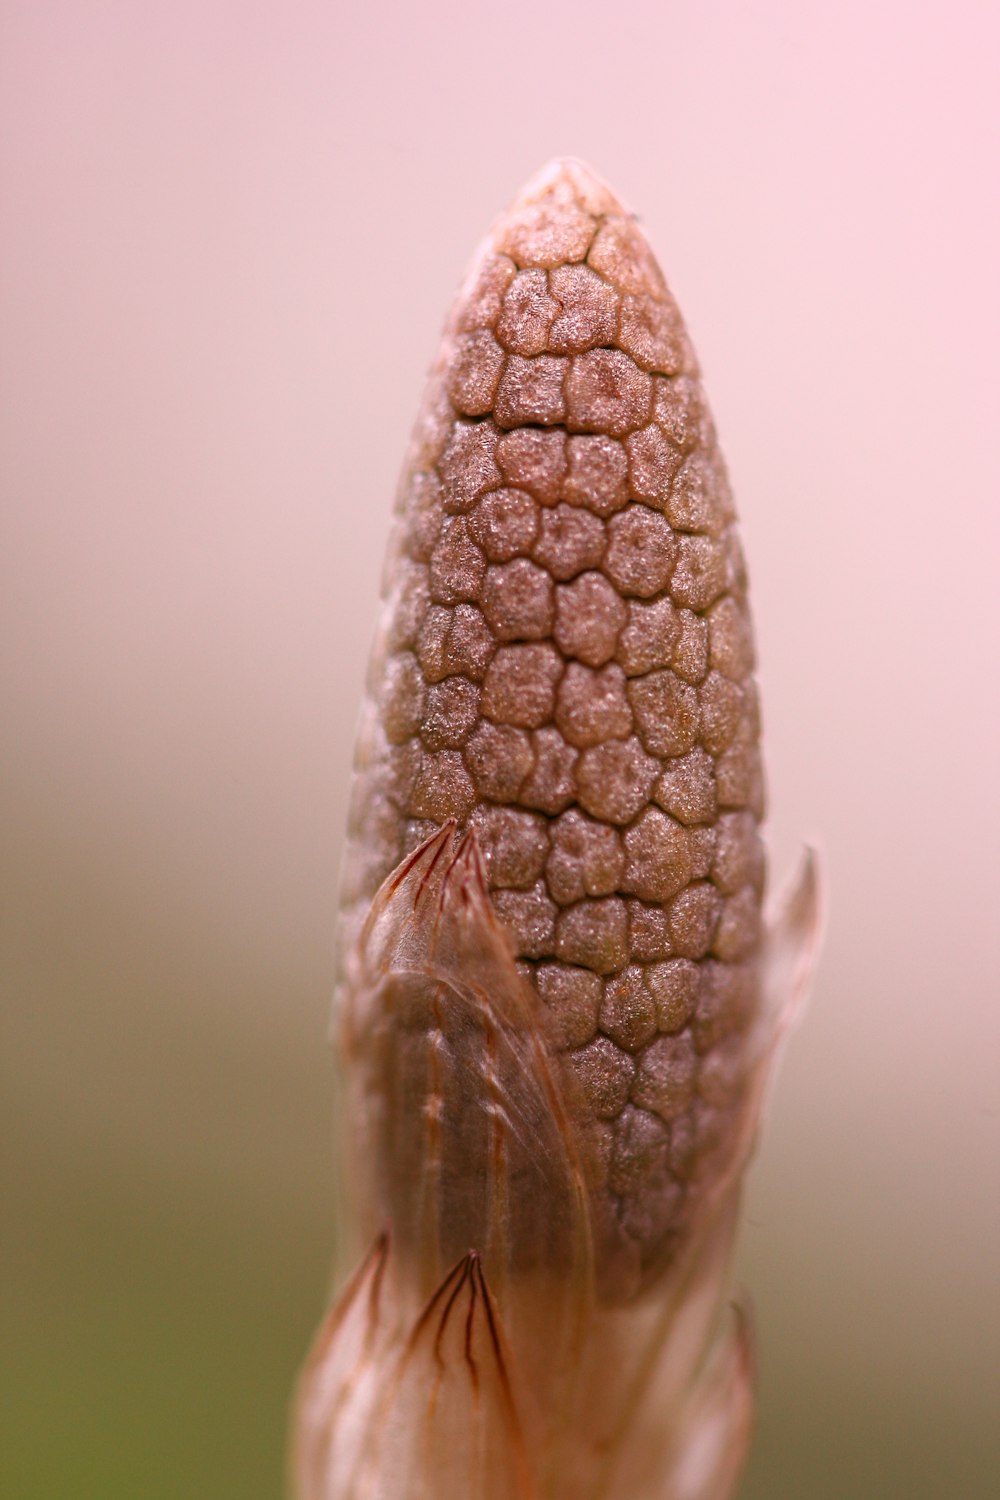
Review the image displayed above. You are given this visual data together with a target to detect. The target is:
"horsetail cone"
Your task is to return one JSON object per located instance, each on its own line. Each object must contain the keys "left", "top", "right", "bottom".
{"left": 294, "top": 161, "right": 820, "bottom": 1500}
{"left": 342, "top": 159, "right": 765, "bottom": 1290}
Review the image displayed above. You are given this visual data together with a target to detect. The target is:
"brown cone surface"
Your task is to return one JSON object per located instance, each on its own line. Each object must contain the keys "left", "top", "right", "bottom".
{"left": 341, "top": 160, "right": 765, "bottom": 1291}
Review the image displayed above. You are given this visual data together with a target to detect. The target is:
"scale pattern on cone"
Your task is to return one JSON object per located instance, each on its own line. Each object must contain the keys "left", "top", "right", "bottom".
{"left": 341, "top": 161, "right": 765, "bottom": 1291}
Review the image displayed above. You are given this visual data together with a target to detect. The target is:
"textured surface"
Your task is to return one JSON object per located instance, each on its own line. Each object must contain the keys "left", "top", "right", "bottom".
{"left": 341, "top": 160, "right": 765, "bottom": 1292}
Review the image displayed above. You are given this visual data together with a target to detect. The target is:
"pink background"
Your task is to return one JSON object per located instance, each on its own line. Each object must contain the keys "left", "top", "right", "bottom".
{"left": 3, "top": 3, "right": 998, "bottom": 1496}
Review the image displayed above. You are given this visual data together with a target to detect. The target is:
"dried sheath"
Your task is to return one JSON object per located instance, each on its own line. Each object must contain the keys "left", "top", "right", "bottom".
{"left": 294, "top": 161, "right": 819, "bottom": 1500}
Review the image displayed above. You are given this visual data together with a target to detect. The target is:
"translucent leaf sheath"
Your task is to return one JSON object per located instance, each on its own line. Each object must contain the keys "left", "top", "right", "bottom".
{"left": 293, "top": 161, "right": 821, "bottom": 1500}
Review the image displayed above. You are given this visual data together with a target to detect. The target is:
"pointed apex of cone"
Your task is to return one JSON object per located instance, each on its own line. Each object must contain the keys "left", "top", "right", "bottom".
{"left": 511, "top": 157, "right": 626, "bottom": 219}
{"left": 478, "top": 156, "right": 672, "bottom": 309}
{"left": 488, "top": 159, "right": 629, "bottom": 272}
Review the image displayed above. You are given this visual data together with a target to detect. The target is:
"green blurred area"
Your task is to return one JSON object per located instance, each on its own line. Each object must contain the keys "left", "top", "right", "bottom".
{"left": 5, "top": 1135, "right": 326, "bottom": 1500}
{"left": 1, "top": 849, "right": 340, "bottom": 1500}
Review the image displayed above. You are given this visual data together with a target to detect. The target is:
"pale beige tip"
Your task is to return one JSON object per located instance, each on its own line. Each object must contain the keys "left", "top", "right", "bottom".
{"left": 511, "top": 157, "right": 627, "bottom": 219}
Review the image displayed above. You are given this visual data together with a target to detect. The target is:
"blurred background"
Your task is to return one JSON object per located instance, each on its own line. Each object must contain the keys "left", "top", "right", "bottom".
{"left": 2, "top": 3, "right": 998, "bottom": 1496}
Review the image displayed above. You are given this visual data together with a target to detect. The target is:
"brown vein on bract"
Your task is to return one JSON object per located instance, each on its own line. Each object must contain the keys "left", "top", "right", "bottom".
{"left": 300, "top": 1229, "right": 388, "bottom": 1377}
{"left": 410, "top": 820, "right": 457, "bottom": 910}
{"left": 416, "top": 1252, "right": 538, "bottom": 1495}
{"left": 383, "top": 820, "right": 449, "bottom": 899}
{"left": 471, "top": 1255, "right": 510, "bottom": 1398}
{"left": 293, "top": 1230, "right": 391, "bottom": 1499}
{"left": 433, "top": 1253, "right": 474, "bottom": 1368}
{"left": 347, "top": 1255, "right": 466, "bottom": 1499}
{"left": 463, "top": 1253, "right": 481, "bottom": 1400}
{"left": 407, "top": 1252, "right": 467, "bottom": 1354}
{"left": 473, "top": 1254, "right": 539, "bottom": 1500}
{"left": 440, "top": 824, "right": 497, "bottom": 927}
{"left": 429, "top": 825, "right": 476, "bottom": 941}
